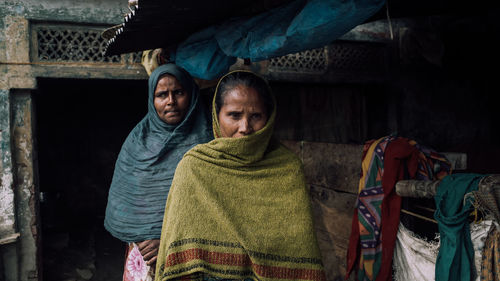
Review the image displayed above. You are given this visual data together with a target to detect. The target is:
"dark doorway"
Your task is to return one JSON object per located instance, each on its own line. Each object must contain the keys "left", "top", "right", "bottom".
{"left": 34, "top": 78, "right": 148, "bottom": 281}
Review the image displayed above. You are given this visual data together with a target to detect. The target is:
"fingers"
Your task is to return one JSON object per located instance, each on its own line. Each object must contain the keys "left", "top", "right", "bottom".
{"left": 135, "top": 240, "right": 149, "bottom": 251}
{"left": 137, "top": 239, "right": 160, "bottom": 263}
{"left": 142, "top": 247, "right": 158, "bottom": 261}
{"left": 137, "top": 240, "right": 152, "bottom": 254}
{"left": 147, "top": 255, "right": 157, "bottom": 266}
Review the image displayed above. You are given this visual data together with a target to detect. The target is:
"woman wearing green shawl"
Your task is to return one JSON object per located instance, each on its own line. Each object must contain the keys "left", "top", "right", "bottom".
{"left": 155, "top": 71, "right": 326, "bottom": 281}
{"left": 104, "top": 64, "right": 212, "bottom": 281}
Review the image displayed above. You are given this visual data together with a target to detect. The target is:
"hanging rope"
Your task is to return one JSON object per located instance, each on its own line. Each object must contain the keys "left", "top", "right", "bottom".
{"left": 386, "top": 0, "right": 394, "bottom": 40}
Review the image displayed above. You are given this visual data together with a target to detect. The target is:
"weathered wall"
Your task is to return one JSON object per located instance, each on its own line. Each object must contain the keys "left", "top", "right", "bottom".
{"left": 0, "top": 0, "right": 146, "bottom": 92}
{"left": 0, "top": 90, "right": 19, "bottom": 281}
{"left": 0, "top": 90, "right": 16, "bottom": 239}
{"left": 272, "top": 82, "right": 389, "bottom": 144}
{"left": 282, "top": 141, "right": 360, "bottom": 281}
{"left": 0, "top": 1, "right": 146, "bottom": 280}
{"left": 0, "top": 89, "right": 40, "bottom": 281}
{"left": 11, "top": 91, "right": 39, "bottom": 281}
{"left": 0, "top": 0, "right": 127, "bottom": 26}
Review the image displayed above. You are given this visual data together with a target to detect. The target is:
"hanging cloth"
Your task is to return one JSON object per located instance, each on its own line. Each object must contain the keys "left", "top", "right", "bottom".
{"left": 434, "top": 174, "right": 484, "bottom": 281}
{"left": 170, "top": 0, "right": 386, "bottom": 79}
{"left": 393, "top": 220, "right": 493, "bottom": 281}
{"left": 347, "top": 136, "right": 451, "bottom": 281}
{"left": 480, "top": 226, "right": 500, "bottom": 281}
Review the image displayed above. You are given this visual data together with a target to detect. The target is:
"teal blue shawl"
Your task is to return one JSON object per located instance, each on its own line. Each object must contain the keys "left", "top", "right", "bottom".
{"left": 104, "top": 64, "right": 212, "bottom": 242}
{"left": 434, "top": 173, "right": 484, "bottom": 281}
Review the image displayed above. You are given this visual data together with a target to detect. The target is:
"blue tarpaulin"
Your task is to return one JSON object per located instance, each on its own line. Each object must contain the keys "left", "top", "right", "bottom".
{"left": 172, "top": 0, "right": 386, "bottom": 80}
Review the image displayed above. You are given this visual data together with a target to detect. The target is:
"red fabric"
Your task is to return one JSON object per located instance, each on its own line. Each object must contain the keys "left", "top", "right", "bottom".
{"left": 345, "top": 138, "right": 419, "bottom": 281}
{"left": 376, "top": 138, "right": 418, "bottom": 281}
{"left": 346, "top": 206, "right": 361, "bottom": 279}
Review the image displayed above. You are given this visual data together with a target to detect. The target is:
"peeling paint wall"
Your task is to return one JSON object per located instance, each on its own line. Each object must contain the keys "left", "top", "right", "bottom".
{"left": 11, "top": 91, "right": 39, "bottom": 281}
{"left": 0, "top": 90, "right": 20, "bottom": 281}
{"left": 0, "top": 1, "right": 144, "bottom": 280}
{"left": 0, "top": 0, "right": 141, "bottom": 92}
{"left": 0, "top": 89, "right": 40, "bottom": 281}
{"left": 0, "top": 90, "right": 16, "bottom": 238}
{"left": 1, "top": 0, "right": 127, "bottom": 26}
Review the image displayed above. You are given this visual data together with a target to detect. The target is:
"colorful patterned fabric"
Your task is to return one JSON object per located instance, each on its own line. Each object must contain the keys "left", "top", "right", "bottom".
{"left": 124, "top": 243, "right": 155, "bottom": 281}
{"left": 411, "top": 141, "right": 452, "bottom": 181}
{"left": 347, "top": 136, "right": 451, "bottom": 281}
{"left": 480, "top": 227, "right": 500, "bottom": 281}
{"left": 355, "top": 136, "right": 396, "bottom": 281}
{"left": 155, "top": 70, "right": 325, "bottom": 281}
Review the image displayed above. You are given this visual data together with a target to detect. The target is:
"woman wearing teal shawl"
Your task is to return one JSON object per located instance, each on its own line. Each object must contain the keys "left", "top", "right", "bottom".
{"left": 155, "top": 71, "right": 325, "bottom": 281}
{"left": 104, "top": 64, "right": 212, "bottom": 280}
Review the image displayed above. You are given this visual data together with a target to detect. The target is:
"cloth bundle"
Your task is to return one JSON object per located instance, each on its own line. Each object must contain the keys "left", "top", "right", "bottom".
{"left": 346, "top": 135, "right": 451, "bottom": 281}
{"left": 393, "top": 220, "right": 493, "bottom": 281}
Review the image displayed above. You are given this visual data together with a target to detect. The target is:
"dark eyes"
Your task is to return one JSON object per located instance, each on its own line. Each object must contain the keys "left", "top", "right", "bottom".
{"left": 173, "top": 90, "right": 184, "bottom": 96}
{"left": 251, "top": 113, "right": 263, "bottom": 120}
{"left": 227, "top": 112, "right": 263, "bottom": 120}
{"left": 228, "top": 112, "right": 241, "bottom": 118}
{"left": 155, "top": 90, "right": 184, "bottom": 98}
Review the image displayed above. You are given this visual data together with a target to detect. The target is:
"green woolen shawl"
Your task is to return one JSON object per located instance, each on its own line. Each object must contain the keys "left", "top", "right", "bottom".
{"left": 155, "top": 71, "right": 325, "bottom": 281}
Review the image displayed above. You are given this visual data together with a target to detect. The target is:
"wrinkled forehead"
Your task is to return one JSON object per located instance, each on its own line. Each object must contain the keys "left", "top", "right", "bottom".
{"left": 217, "top": 76, "right": 273, "bottom": 114}
{"left": 153, "top": 72, "right": 190, "bottom": 94}
{"left": 156, "top": 73, "right": 182, "bottom": 87}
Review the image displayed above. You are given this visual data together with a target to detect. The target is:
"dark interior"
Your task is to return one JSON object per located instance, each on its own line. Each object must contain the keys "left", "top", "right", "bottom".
{"left": 35, "top": 78, "right": 148, "bottom": 281}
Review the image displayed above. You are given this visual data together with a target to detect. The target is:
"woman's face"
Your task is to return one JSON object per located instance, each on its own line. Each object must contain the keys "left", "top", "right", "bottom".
{"left": 154, "top": 74, "right": 190, "bottom": 125}
{"left": 218, "top": 85, "right": 268, "bottom": 138}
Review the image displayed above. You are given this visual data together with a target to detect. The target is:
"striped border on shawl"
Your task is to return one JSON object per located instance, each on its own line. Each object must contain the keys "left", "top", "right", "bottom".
{"left": 160, "top": 239, "right": 326, "bottom": 281}
{"left": 161, "top": 251, "right": 325, "bottom": 280}
{"left": 168, "top": 238, "right": 323, "bottom": 265}
{"left": 169, "top": 238, "right": 244, "bottom": 250}
{"left": 161, "top": 263, "right": 255, "bottom": 279}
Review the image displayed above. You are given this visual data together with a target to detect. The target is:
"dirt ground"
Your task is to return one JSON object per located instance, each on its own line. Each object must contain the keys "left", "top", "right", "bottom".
{"left": 42, "top": 217, "right": 124, "bottom": 281}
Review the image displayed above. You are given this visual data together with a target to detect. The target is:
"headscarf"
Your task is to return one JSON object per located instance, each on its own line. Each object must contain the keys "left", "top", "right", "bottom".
{"left": 104, "top": 64, "right": 212, "bottom": 242}
{"left": 155, "top": 70, "right": 326, "bottom": 281}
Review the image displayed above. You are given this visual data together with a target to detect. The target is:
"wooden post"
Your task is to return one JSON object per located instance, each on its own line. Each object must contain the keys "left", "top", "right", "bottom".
{"left": 395, "top": 180, "right": 440, "bottom": 198}
{"left": 396, "top": 175, "right": 500, "bottom": 198}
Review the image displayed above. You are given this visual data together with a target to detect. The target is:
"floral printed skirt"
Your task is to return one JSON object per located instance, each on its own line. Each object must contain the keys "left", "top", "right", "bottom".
{"left": 123, "top": 243, "right": 155, "bottom": 281}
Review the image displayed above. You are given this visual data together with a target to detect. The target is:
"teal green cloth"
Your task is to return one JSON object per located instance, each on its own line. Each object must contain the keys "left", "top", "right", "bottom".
{"left": 104, "top": 64, "right": 212, "bottom": 242}
{"left": 434, "top": 173, "right": 484, "bottom": 281}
